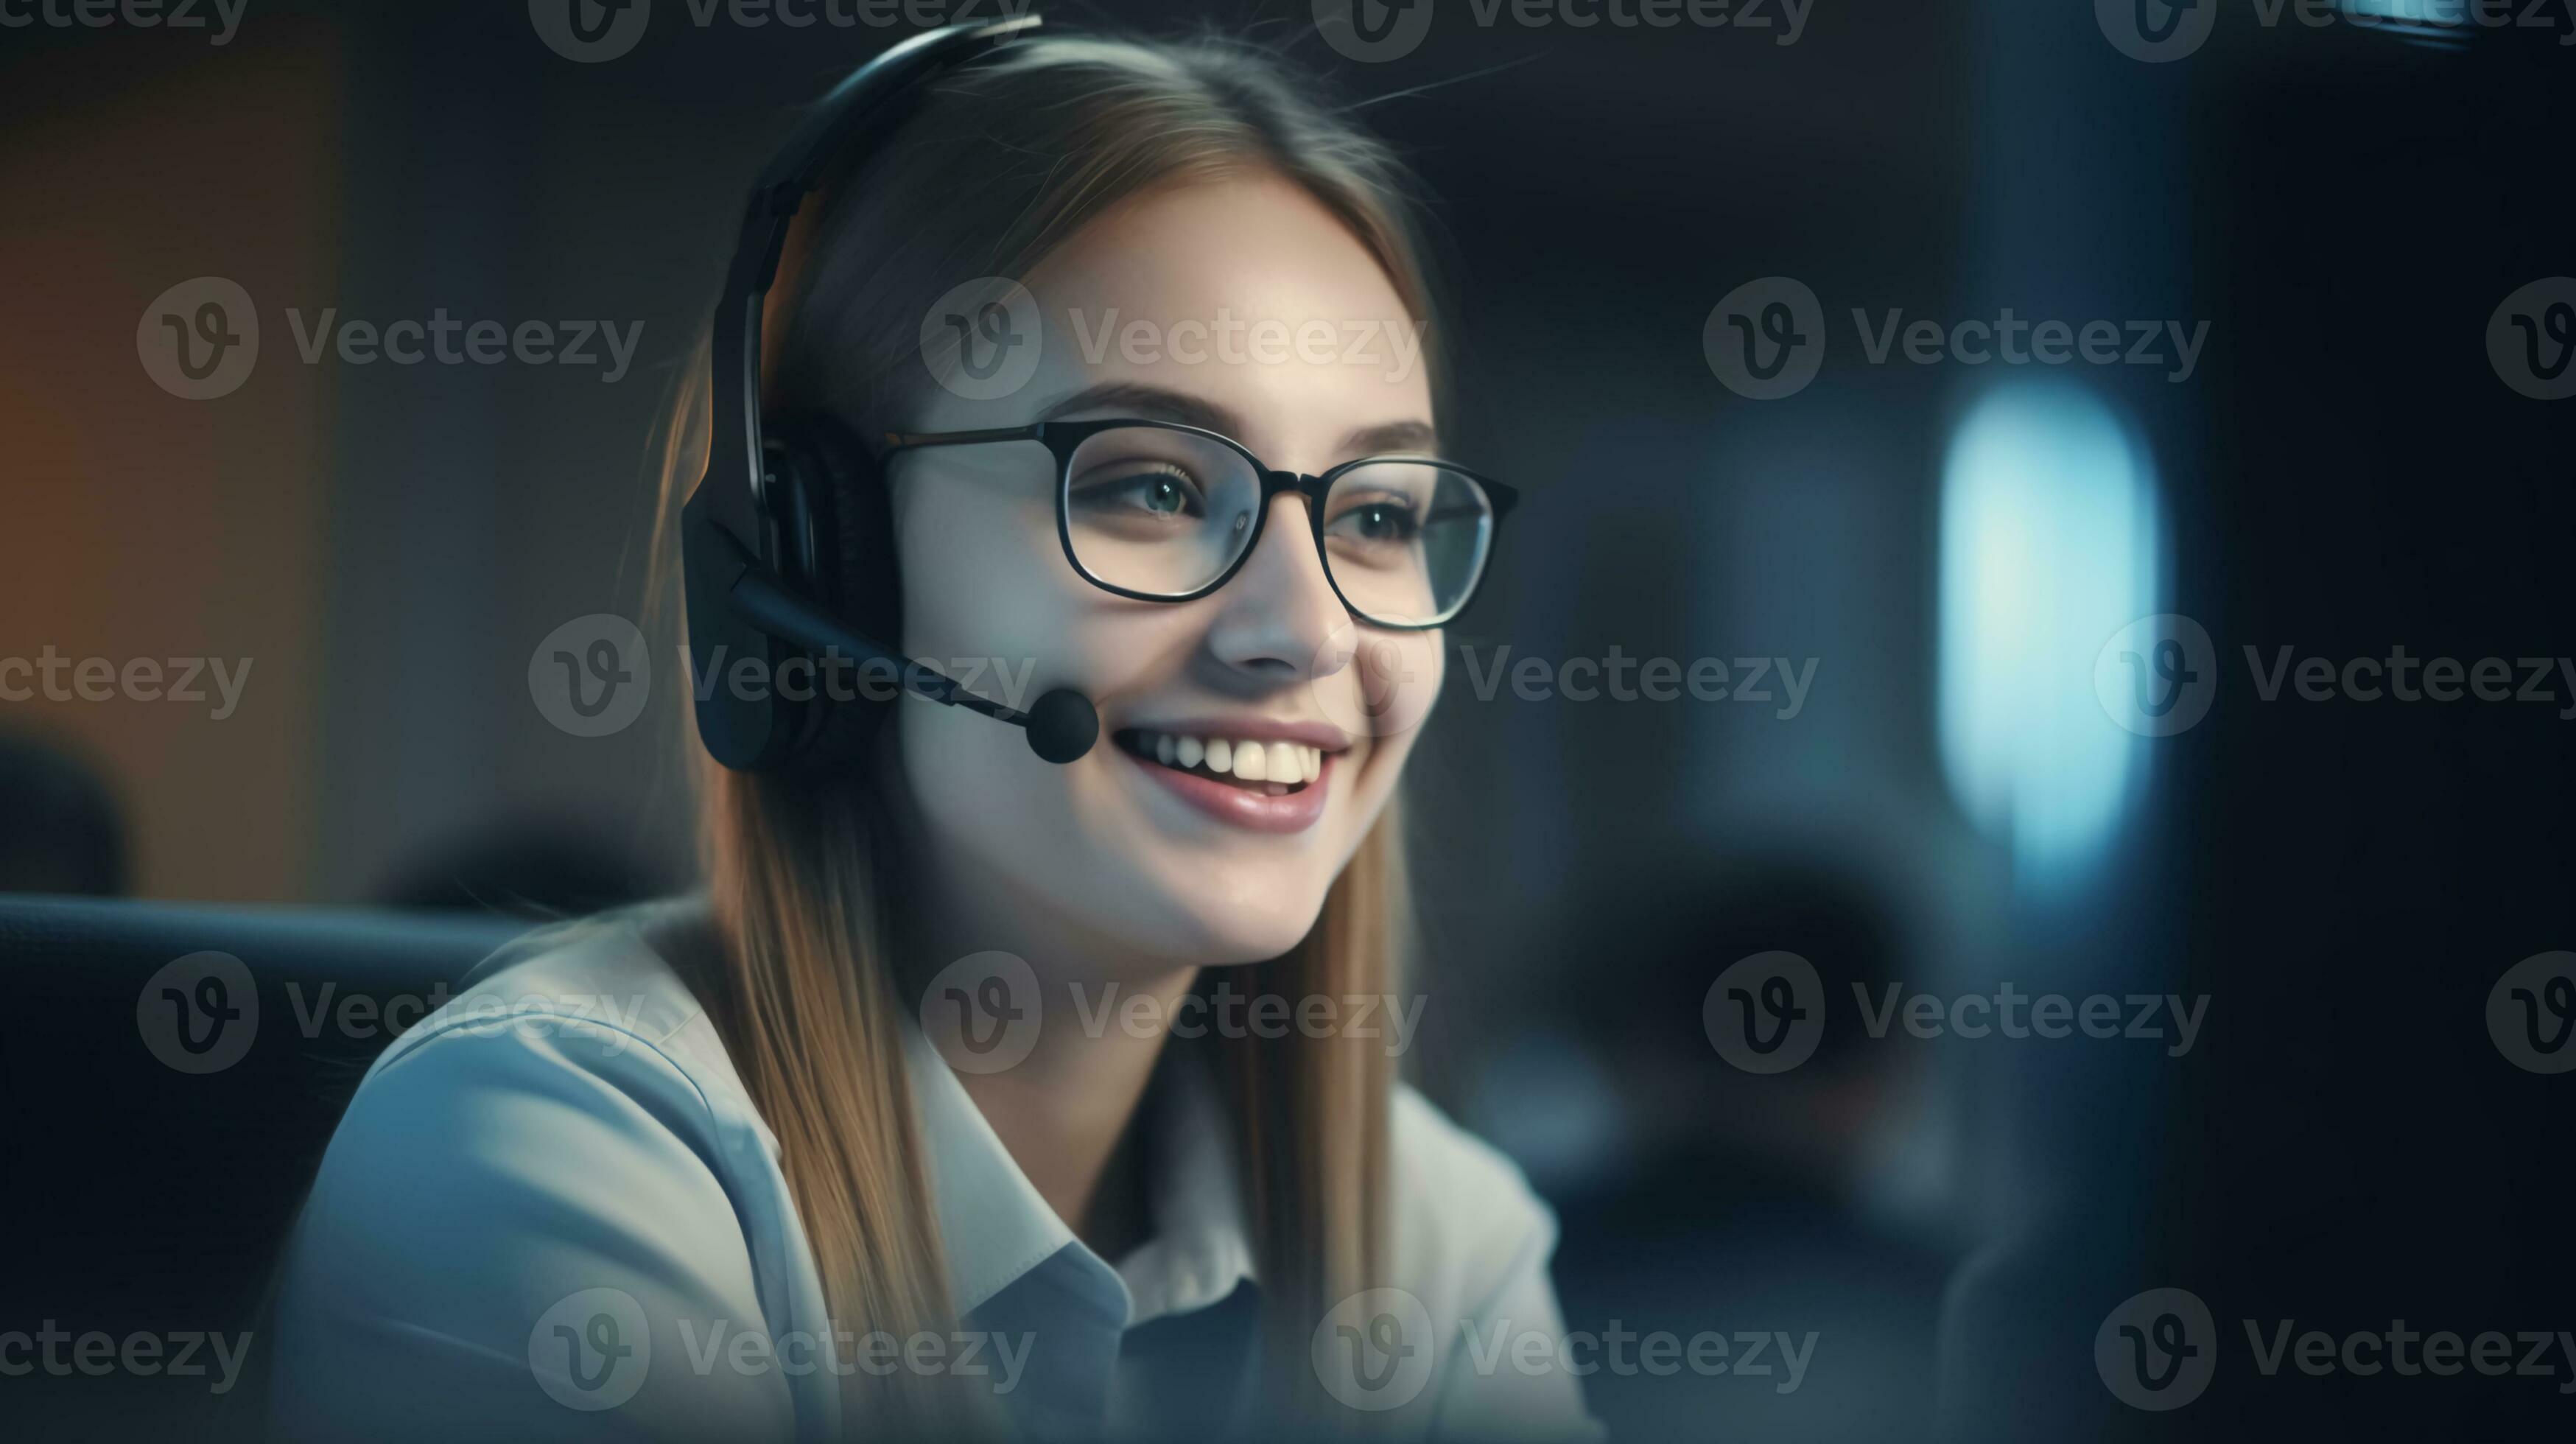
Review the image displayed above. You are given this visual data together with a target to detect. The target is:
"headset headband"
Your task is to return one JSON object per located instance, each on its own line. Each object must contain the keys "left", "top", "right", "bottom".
{"left": 697, "top": 15, "right": 1042, "bottom": 556}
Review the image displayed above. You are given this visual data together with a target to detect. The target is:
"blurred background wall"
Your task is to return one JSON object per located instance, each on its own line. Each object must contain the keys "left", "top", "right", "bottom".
{"left": 1, "top": 21, "right": 341, "bottom": 900}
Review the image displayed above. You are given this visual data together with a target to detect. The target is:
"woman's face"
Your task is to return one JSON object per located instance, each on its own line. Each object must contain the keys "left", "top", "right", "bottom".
{"left": 885, "top": 172, "right": 1443, "bottom": 977}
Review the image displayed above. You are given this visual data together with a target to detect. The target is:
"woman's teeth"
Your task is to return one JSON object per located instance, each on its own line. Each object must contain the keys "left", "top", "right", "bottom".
{"left": 1129, "top": 731, "right": 1327, "bottom": 792}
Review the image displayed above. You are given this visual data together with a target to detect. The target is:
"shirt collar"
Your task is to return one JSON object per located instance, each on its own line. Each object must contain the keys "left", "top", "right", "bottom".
{"left": 1118, "top": 1043, "right": 1257, "bottom": 1328}
{"left": 899, "top": 1019, "right": 1257, "bottom": 1326}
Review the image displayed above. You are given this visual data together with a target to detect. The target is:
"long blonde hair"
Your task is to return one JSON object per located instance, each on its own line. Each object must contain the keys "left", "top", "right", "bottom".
{"left": 647, "top": 32, "right": 1443, "bottom": 1434}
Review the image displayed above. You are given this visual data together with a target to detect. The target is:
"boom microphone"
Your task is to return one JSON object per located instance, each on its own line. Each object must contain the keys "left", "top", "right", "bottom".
{"left": 693, "top": 521, "right": 1098, "bottom": 764}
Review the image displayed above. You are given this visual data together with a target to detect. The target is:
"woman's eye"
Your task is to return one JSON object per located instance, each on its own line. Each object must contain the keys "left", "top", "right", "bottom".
{"left": 1327, "top": 500, "right": 1421, "bottom": 544}
{"left": 1075, "top": 466, "right": 1206, "bottom": 519}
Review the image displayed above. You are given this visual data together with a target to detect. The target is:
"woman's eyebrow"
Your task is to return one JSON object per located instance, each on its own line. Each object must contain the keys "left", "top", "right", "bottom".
{"left": 1341, "top": 419, "right": 1439, "bottom": 457}
{"left": 1035, "top": 382, "right": 1241, "bottom": 435}
{"left": 1033, "top": 382, "right": 1441, "bottom": 460}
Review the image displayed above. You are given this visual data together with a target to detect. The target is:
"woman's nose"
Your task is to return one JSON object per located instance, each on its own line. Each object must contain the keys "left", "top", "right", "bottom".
{"left": 1201, "top": 490, "right": 1350, "bottom": 684}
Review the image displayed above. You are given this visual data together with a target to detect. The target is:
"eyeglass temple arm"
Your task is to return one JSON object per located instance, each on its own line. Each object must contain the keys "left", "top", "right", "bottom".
{"left": 879, "top": 425, "right": 1047, "bottom": 458}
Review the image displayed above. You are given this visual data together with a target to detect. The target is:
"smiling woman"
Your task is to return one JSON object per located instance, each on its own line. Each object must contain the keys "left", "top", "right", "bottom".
{"left": 266, "top": 20, "right": 1596, "bottom": 1444}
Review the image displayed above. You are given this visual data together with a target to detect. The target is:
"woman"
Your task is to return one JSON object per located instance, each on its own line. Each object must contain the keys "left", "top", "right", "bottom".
{"left": 273, "top": 26, "right": 1596, "bottom": 1443}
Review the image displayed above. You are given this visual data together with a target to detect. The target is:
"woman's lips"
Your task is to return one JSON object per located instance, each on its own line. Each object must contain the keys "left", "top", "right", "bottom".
{"left": 1121, "top": 746, "right": 1334, "bottom": 833}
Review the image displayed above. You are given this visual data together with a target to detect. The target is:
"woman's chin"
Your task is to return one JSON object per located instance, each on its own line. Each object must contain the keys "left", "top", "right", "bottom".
{"left": 1128, "top": 889, "right": 1333, "bottom": 972}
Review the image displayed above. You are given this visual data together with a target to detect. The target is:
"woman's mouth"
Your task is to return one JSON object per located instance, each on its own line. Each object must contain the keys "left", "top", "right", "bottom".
{"left": 1112, "top": 727, "right": 1341, "bottom": 834}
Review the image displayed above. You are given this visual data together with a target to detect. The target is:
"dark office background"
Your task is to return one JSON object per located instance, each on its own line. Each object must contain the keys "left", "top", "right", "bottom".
{"left": 4, "top": 0, "right": 2573, "bottom": 1437}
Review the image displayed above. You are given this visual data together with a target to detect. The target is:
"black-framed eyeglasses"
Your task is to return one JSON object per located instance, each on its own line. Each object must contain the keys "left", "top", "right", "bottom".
{"left": 880, "top": 418, "right": 1518, "bottom": 631}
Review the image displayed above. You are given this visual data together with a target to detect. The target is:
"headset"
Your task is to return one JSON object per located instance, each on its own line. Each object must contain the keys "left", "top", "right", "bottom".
{"left": 680, "top": 13, "right": 1101, "bottom": 774}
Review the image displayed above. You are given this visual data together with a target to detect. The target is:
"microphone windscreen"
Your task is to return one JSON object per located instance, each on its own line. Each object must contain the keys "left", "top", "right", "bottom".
{"left": 1023, "top": 687, "right": 1098, "bottom": 765}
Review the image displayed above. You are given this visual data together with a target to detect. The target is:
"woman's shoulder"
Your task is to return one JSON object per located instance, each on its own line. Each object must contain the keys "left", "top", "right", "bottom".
{"left": 273, "top": 900, "right": 818, "bottom": 1439}
{"left": 1384, "top": 1082, "right": 1562, "bottom": 1314}
{"left": 292, "top": 895, "right": 788, "bottom": 1263}
{"left": 367, "top": 897, "right": 737, "bottom": 1085}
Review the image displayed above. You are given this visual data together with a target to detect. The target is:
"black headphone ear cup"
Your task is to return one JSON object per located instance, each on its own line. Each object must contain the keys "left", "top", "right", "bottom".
{"left": 761, "top": 415, "right": 902, "bottom": 773}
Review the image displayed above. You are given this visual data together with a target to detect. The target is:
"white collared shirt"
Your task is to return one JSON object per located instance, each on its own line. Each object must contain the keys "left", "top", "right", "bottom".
{"left": 270, "top": 904, "right": 1601, "bottom": 1443}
